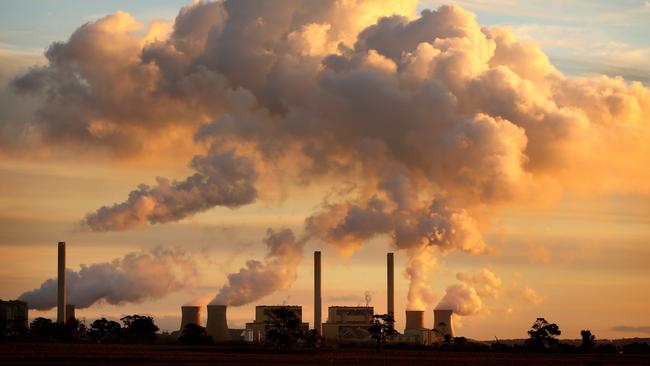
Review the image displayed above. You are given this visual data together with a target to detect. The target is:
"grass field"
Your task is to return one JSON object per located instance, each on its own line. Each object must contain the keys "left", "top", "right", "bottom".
{"left": 1, "top": 343, "right": 650, "bottom": 366}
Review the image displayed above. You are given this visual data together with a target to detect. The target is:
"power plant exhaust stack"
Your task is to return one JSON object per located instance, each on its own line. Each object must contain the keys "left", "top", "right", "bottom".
{"left": 57, "top": 242, "right": 66, "bottom": 324}
{"left": 314, "top": 251, "right": 322, "bottom": 335}
{"left": 65, "top": 304, "right": 75, "bottom": 321}
{"left": 387, "top": 253, "right": 394, "bottom": 318}
{"left": 206, "top": 305, "right": 230, "bottom": 342}
{"left": 405, "top": 310, "right": 424, "bottom": 332}
{"left": 433, "top": 309, "right": 455, "bottom": 338}
{"left": 179, "top": 306, "right": 201, "bottom": 332}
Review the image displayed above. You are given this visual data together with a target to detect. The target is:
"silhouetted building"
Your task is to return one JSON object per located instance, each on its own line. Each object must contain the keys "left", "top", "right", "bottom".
{"left": 390, "top": 310, "right": 434, "bottom": 345}
{"left": 66, "top": 304, "right": 76, "bottom": 321}
{"left": 0, "top": 300, "right": 28, "bottom": 335}
{"left": 178, "top": 306, "right": 200, "bottom": 333}
{"left": 244, "top": 305, "right": 308, "bottom": 342}
{"left": 322, "top": 306, "right": 373, "bottom": 344}
{"left": 433, "top": 309, "right": 455, "bottom": 339}
{"left": 57, "top": 242, "right": 66, "bottom": 324}
{"left": 206, "top": 305, "right": 230, "bottom": 342}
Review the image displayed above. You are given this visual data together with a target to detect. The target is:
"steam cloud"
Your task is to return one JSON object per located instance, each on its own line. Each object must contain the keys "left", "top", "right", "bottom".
{"left": 436, "top": 268, "right": 502, "bottom": 316}
{"left": 211, "top": 228, "right": 304, "bottom": 306}
{"left": 436, "top": 268, "right": 543, "bottom": 316}
{"left": 18, "top": 247, "right": 196, "bottom": 310}
{"left": 8, "top": 1, "right": 650, "bottom": 308}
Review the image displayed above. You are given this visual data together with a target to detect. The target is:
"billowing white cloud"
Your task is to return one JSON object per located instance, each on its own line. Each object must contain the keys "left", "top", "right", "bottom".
{"left": 18, "top": 247, "right": 196, "bottom": 310}
{"left": 7, "top": 1, "right": 649, "bottom": 309}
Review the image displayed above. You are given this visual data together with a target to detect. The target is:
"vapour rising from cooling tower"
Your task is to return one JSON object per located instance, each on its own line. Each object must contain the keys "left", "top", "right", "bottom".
{"left": 436, "top": 268, "right": 543, "bottom": 316}
{"left": 209, "top": 228, "right": 304, "bottom": 307}
{"left": 11, "top": 1, "right": 650, "bottom": 311}
{"left": 19, "top": 247, "right": 197, "bottom": 310}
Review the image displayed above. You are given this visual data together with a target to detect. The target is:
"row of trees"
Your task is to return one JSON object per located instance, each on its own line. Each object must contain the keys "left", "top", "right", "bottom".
{"left": 3, "top": 311, "right": 649, "bottom": 355}
{"left": 3, "top": 315, "right": 159, "bottom": 344}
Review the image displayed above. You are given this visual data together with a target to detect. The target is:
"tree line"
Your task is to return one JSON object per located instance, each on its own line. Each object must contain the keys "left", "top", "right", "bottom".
{"left": 1, "top": 315, "right": 159, "bottom": 344}
{"left": 2, "top": 310, "right": 649, "bottom": 355}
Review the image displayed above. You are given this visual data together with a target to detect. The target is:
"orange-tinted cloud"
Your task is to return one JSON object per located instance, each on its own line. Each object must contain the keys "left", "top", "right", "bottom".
{"left": 7, "top": 1, "right": 649, "bottom": 310}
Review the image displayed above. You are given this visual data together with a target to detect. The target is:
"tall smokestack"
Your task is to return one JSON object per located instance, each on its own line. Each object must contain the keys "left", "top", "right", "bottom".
{"left": 405, "top": 310, "right": 424, "bottom": 332}
{"left": 57, "top": 242, "right": 66, "bottom": 324}
{"left": 314, "top": 251, "right": 322, "bottom": 335}
{"left": 387, "top": 253, "right": 394, "bottom": 317}
{"left": 206, "top": 305, "right": 230, "bottom": 342}
{"left": 179, "top": 306, "right": 201, "bottom": 333}
{"left": 434, "top": 309, "right": 455, "bottom": 338}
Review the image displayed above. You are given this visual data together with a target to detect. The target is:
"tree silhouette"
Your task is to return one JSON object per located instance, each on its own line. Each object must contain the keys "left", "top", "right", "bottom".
{"left": 265, "top": 307, "right": 303, "bottom": 349}
{"left": 581, "top": 329, "right": 596, "bottom": 352}
{"left": 300, "top": 329, "right": 322, "bottom": 349}
{"left": 0, "top": 317, "right": 28, "bottom": 341}
{"left": 27, "top": 317, "right": 85, "bottom": 343}
{"left": 88, "top": 318, "right": 123, "bottom": 344}
{"left": 526, "top": 318, "right": 561, "bottom": 350}
{"left": 178, "top": 323, "right": 213, "bottom": 345}
{"left": 368, "top": 313, "right": 398, "bottom": 353}
{"left": 29, "top": 317, "right": 54, "bottom": 342}
{"left": 120, "top": 315, "right": 159, "bottom": 344}
{"left": 53, "top": 318, "right": 86, "bottom": 342}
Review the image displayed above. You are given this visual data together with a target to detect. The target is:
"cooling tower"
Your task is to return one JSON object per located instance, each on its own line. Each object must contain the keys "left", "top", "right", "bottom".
{"left": 405, "top": 310, "right": 424, "bottom": 332}
{"left": 206, "top": 305, "right": 230, "bottom": 342}
{"left": 314, "top": 251, "right": 322, "bottom": 335}
{"left": 434, "top": 309, "right": 455, "bottom": 338}
{"left": 387, "top": 253, "right": 394, "bottom": 317}
{"left": 179, "top": 306, "right": 201, "bottom": 332}
{"left": 65, "top": 304, "right": 75, "bottom": 321}
{"left": 57, "top": 242, "right": 66, "bottom": 324}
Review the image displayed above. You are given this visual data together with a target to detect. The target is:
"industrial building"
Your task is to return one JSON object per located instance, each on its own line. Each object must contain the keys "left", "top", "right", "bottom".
{"left": 322, "top": 306, "right": 374, "bottom": 344}
{"left": 0, "top": 300, "right": 28, "bottom": 335}
{"left": 244, "top": 305, "right": 308, "bottom": 342}
{"left": 57, "top": 241, "right": 66, "bottom": 324}
{"left": 206, "top": 304, "right": 230, "bottom": 342}
{"left": 66, "top": 304, "right": 76, "bottom": 321}
{"left": 49, "top": 242, "right": 457, "bottom": 346}
{"left": 188, "top": 250, "right": 458, "bottom": 345}
{"left": 433, "top": 309, "right": 455, "bottom": 340}
{"left": 50, "top": 242, "right": 456, "bottom": 346}
{"left": 178, "top": 305, "right": 201, "bottom": 333}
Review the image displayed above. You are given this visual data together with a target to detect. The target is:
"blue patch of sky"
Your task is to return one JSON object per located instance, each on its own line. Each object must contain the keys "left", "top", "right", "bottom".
{"left": 0, "top": 0, "right": 188, "bottom": 52}
{"left": 1, "top": 0, "right": 648, "bottom": 82}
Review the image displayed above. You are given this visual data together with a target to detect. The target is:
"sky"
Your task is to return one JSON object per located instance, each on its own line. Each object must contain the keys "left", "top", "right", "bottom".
{"left": 0, "top": 0, "right": 649, "bottom": 341}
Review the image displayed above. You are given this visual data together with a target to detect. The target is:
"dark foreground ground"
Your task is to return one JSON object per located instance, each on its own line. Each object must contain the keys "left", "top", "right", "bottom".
{"left": 1, "top": 343, "right": 650, "bottom": 366}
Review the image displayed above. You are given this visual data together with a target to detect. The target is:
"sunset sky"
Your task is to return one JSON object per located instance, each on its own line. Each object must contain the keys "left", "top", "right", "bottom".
{"left": 1, "top": 0, "right": 649, "bottom": 341}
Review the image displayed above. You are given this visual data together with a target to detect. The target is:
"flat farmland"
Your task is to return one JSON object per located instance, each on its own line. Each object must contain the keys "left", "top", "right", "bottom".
{"left": 1, "top": 344, "right": 650, "bottom": 366}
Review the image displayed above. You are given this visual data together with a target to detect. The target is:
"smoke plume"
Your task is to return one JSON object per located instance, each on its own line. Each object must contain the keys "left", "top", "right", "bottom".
{"left": 18, "top": 247, "right": 196, "bottom": 310}
{"left": 436, "top": 268, "right": 502, "bottom": 316}
{"left": 210, "top": 228, "right": 304, "bottom": 306}
{"left": 8, "top": 1, "right": 650, "bottom": 309}
{"left": 436, "top": 268, "right": 543, "bottom": 316}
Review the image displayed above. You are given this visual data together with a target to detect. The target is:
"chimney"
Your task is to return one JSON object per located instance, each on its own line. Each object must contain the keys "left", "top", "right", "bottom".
{"left": 179, "top": 306, "right": 201, "bottom": 333}
{"left": 434, "top": 309, "right": 455, "bottom": 338}
{"left": 405, "top": 310, "right": 424, "bottom": 332}
{"left": 57, "top": 242, "right": 66, "bottom": 324}
{"left": 66, "top": 304, "right": 75, "bottom": 321}
{"left": 314, "top": 251, "right": 322, "bottom": 335}
{"left": 206, "top": 305, "right": 230, "bottom": 342}
{"left": 387, "top": 253, "right": 394, "bottom": 317}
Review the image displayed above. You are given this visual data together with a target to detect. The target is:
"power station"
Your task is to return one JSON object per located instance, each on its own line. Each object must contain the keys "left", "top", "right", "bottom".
{"left": 179, "top": 250, "right": 456, "bottom": 345}
{"left": 6, "top": 243, "right": 457, "bottom": 346}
